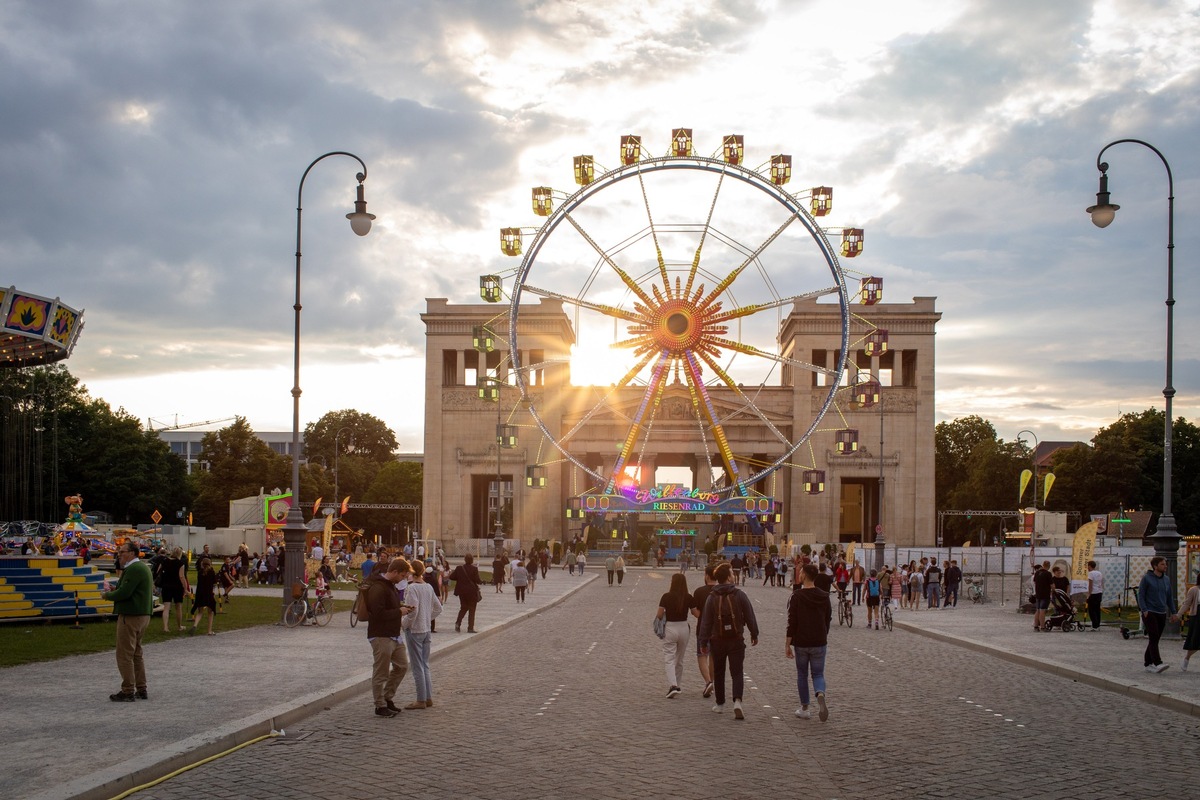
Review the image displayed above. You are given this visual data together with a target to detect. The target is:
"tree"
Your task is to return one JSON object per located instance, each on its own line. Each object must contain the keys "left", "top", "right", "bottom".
{"left": 358, "top": 460, "right": 422, "bottom": 538}
{"left": 303, "top": 410, "right": 398, "bottom": 467}
{"left": 192, "top": 418, "right": 288, "bottom": 527}
{"left": 935, "top": 415, "right": 998, "bottom": 514}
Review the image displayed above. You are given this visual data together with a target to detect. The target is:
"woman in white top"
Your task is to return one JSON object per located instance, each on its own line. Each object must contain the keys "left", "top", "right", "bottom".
{"left": 1086, "top": 561, "right": 1105, "bottom": 631}
{"left": 401, "top": 566, "right": 442, "bottom": 709}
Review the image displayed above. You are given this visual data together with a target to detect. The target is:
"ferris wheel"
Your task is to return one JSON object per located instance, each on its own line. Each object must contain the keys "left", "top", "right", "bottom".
{"left": 481, "top": 130, "right": 884, "bottom": 501}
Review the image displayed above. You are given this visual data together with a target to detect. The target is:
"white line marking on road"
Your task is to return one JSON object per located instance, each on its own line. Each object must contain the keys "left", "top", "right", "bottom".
{"left": 605, "top": 621, "right": 613, "bottom": 629}
{"left": 586, "top": 641, "right": 597, "bottom": 654}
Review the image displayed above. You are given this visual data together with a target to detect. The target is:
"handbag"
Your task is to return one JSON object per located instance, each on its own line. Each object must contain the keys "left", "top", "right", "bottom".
{"left": 653, "top": 615, "right": 667, "bottom": 639}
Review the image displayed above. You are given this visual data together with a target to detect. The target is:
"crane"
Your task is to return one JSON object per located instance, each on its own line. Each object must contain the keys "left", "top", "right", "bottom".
{"left": 146, "top": 415, "right": 237, "bottom": 431}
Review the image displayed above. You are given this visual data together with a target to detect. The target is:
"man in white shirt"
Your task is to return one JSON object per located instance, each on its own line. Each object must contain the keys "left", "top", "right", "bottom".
{"left": 311, "top": 543, "right": 324, "bottom": 562}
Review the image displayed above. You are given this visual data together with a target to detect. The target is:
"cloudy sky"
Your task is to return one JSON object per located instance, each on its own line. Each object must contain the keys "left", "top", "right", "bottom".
{"left": 2, "top": 0, "right": 1198, "bottom": 453}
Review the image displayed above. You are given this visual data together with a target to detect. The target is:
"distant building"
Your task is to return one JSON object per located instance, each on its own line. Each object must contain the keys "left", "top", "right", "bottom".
{"left": 156, "top": 430, "right": 300, "bottom": 474}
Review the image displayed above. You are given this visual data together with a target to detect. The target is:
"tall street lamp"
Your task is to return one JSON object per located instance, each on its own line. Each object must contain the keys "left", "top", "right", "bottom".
{"left": 1016, "top": 429, "right": 1039, "bottom": 571}
{"left": 334, "top": 426, "right": 353, "bottom": 518}
{"left": 1086, "top": 139, "right": 1182, "bottom": 622}
{"left": 281, "top": 152, "right": 375, "bottom": 619}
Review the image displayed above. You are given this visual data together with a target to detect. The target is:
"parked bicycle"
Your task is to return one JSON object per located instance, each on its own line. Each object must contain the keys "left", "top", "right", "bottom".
{"left": 285, "top": 580, "right": 334, "bottom": 628}
{"left": 964, "top": 574, "right": 987, "bottom": 604}
{"left": 881, "top": 598, "right": 894, "bottom": 631}
{"left": 349, "top": 580, "right": 364, "bottom": 627}
{"left": 837, "top": 588, "right": 854, "bottom": 628}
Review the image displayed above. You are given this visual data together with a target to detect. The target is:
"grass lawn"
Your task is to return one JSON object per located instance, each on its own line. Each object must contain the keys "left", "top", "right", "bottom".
{"left": 0, "top": 596, "right": 351, "bottom": 669}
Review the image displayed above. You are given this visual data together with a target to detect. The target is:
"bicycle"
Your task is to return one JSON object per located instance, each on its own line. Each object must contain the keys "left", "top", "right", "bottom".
{"left": 964, "top": 574, "right": 987, "bottom": 604}
{"left": 881, "top": 598, "right": 894, "bottom": 631}
{"left": 349, "top": 580, "right": 364, "bottom": 627}
{"left": 837, "top": 589, "right": 853, "bottom": 628}
{"left": 285, "top": 581, "right": 334, "bottom": 628}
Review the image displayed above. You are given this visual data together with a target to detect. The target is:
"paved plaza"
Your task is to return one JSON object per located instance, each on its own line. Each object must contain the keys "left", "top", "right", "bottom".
{"left": 6, "top": 568, "right": 1199, "bottom": 800}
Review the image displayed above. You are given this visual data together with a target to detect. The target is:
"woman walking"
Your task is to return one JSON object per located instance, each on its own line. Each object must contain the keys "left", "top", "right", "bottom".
{"left": 1181, "top": 569, "right": 1200, "bottom": 672}
{"left": 402, "top": 563, "right": 443, "bottom": 709}
{"left": 655, "top": 573, "right": 695, "bottom": 698}
{"left": 190, "top": 557, "right": 218, "bottom": 635}
{"left": 158, "top": 546, "right": 188, "bottom": 632}
{"left": 512, "top": 560, "right": 530, "bottom": 603}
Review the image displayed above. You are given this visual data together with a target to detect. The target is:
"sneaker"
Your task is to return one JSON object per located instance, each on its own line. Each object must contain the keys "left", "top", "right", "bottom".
{"left": 666, "top": 686, "right": 681, "bottom": 699}
{"left": 712, "top": 703, "right": 725, "bottom": 713}
{"left": 135, "top": 689, "right": 148, "bottom": 700}
{"left": 1154, "top": 664, "right": 1170, "bottom": 674}
{"left": 109, "top": 692, "right": 135, "bottom": 703}
{"left": 733, "top": 700, "right": 744, "bottom": 720}
{"left": 1183, "top": 659, "right": 1190, "bottom": 673}
{"left": 816, "top": 691, "right": 829, "bottom": 722}
{"left": 386, "top": 700, "right": 402, "bottom": 713}
{"left": 1145, "top": 665, "right": 1157, "bottom": 673}
{"left": 702, "top": 681, "right": 714, "bottom": 698}
{"left": 374, "top": 706, "right": 397, "bottom": 718}
{"left": 795, "top": 707, "right": 812, "bottom": 719}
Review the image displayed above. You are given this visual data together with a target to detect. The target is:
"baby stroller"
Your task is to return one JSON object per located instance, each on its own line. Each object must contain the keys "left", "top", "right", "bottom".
{"left": 1042, "top": 588, "right": 1080, "bottom": 632}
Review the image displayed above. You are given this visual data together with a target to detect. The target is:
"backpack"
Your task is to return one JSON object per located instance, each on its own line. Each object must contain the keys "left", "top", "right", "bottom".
{"left": 712, "top": 592, "right": 743, "bottom": 640}
{"left": 355, "top": 582, "right": 372, "bottom": 623}
{"left": 867, "top": 578, "right": 880, "bottom": 598}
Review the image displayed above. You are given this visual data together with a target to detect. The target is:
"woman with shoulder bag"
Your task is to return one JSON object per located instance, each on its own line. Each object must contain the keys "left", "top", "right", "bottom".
{"left": 656, "top": 573, "right": 695, "bottom": 699}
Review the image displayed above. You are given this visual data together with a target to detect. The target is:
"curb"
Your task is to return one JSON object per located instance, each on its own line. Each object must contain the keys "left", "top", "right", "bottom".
{"left": 40, "top": 574, "right": 598, "bottom": 800}
{"left": 895, "top": 620, "right": 1200, "bottom": 720}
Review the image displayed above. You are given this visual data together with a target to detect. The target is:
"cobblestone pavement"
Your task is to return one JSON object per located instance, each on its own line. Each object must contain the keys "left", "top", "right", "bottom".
{"left": 136, "top": 572, "right": 1196, "bottom": 800}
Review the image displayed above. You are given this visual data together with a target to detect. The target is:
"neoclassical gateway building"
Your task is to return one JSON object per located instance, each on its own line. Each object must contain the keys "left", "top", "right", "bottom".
{"left": 421, "top": 132, "right": 941, "bottom": 555}
{"left": 421, "top": 295, "right": 940, "bottom": 553}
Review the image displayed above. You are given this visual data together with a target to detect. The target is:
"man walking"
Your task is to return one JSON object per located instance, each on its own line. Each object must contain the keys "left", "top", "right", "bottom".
{"left": 698, "top": 563, "right": 759, "bottom": 720}
{"left": 1032, "top": 561, "right": 1052, "bottom": 631}
{"left": 448, "top": 554, "right": 483, "bottom": 633}
{"left": 944, "top": 560, "right": 962, "bottom": 608}
{"left": 365, "top": 557, "right": 413, "bottom": 717}
{"left": 692, "top": 564, "right": 718, "bottom": 698}
{"left": 605, "top": 555, "right": 616, "bottom": 586}
{"left": 103, "top": 541, "right": 154, "bottom": 702}
{"left": 786, "top": 563, "right": 831, "bottom": 721}
{"left": 1138, "top": 556, "right": 1179, "bottom": 673}
{"left": 850, "top": 560, "right": 866, "bottom": 605}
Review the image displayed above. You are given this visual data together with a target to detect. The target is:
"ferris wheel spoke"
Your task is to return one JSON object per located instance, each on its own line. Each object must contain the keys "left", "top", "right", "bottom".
{"left": 520, "top": 284, "right": 641, "bottom": 323}
{"left": 681, "top": 170, "right": 726, "bottom": 302}
{"left": 556, "top": 350, "right": 659, "bottom": 447}
{"left": 707, "top": 286, "right": 840, "bottom": 324}
{"left": 636, "top": 170, "right": 671, "bottom": 292}
{"left": 695, "top": 349, "right": 791, "bottom": 446}
{"left": 563, "top": 213, "right": 655, "bottom": 307}
{"left": 698, "top": 209, "right": 803, "bottom": 310}
{"left": 682, "top": 352, "right": 746, "bottom": 496}
{"left": 604, "top": 351, "right": 671, "bottom": 493}
{"left": 708, "top": 336, "right": 841, "bottom": 380}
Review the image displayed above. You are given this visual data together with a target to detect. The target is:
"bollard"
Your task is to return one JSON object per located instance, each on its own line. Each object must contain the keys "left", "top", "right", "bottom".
{"left": 72, "top": 591, "right": 83, "bottom": 630}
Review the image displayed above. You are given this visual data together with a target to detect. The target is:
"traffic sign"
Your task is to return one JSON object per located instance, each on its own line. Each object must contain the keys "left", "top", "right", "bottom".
{"left": 151, "top": 509, "right": 162, "bottom": 524}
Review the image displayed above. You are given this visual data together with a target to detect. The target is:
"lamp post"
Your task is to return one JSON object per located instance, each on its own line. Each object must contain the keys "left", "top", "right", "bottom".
{"left": 1087, "top": 139, "right": 1182, "bottom": 624}
{"left": 875, "top": 376, "right": 885, "bottom": 571}
{"left": 1016, "top": 429, "right": 1038, "bottom": 575}
{"left": 333, "top": 426, "right": 353, "bottom": 519}
{"left": 281, "top": 152, "right": 375, "bottom": 619}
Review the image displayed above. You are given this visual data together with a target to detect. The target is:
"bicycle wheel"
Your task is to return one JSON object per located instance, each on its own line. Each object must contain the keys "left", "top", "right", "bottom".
{"left": 846, "top": 604, "right": 853, "bottom": 629}
{"left": 885, "top": 608, "right": 893, "bottom": 631}
{"left": 284, "top": 599, "right": 306, "bottom": 628}
{"left": 349, "top": 598, "right": 359, "bottom": 628}
{"left": 838, "top": 603, "right": 846, "bottom": 626}
{"left": 314, "top": 597, "right": 334, "bottom": 627}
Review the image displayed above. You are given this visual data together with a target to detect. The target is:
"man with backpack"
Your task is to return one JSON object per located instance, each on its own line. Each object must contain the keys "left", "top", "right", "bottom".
{"left": 864, "top": 569, "right": 883, "bottom": 629}
{"left": 698, "top": 562, "right": 759, "bottom": 720}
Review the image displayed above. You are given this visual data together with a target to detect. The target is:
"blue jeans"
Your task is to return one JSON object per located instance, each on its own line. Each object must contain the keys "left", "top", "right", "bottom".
{"left": 793, "top": 645, "right": 827, "bottom": 706}
{"left": 405, "top": 631, "right": 433, "bottom": 701}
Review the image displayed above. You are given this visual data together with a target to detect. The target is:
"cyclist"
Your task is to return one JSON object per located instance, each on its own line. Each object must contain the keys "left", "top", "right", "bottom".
{"left": 865, "top": 570, "right": 882, "bottom": 630}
